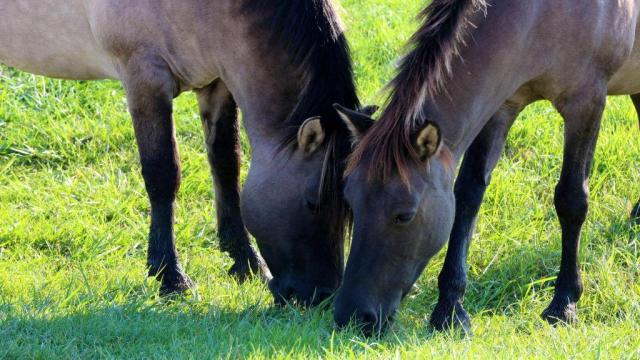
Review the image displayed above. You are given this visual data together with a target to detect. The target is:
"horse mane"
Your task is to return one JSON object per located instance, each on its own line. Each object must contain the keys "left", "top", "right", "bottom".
{"left": 346, "top": 0, "right": 486, "bottom": 185}
{"left": 243, "top": 0, "right": 360, "bottom": 237}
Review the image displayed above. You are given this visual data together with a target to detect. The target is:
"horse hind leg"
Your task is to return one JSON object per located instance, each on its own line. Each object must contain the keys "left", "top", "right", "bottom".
{"left": 120, "top": 53, "right": 193, "bottom": 295}
{"left": 196, "top": 80, "right": 269, "bottom": 282}
{"left": 541, "top": 84, "right": 607, "bottom": 325}
{"left": 630, "top": 94, "right": 640, "bottom": 225}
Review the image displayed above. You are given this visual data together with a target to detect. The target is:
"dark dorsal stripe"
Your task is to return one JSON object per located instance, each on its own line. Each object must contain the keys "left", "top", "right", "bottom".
{"left": 347, "top": 0, "right": 487, "bottom": 185}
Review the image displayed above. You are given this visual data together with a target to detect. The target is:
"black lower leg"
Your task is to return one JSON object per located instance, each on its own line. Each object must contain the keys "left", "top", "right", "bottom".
{"left": 123, "top": 54, "right": 192, "bottom": 295}
{"left": 197, "top": 81, "right": 268, "bottom": 281}
{"left": 431, "top": 106, "right": 519, "bottom": 332}
{"left": 145, "top": 166, "right": 192, "bottom": 295}
{"left": 629, "top": 94, "right": 640, "bottom": 224}
{"left": 542, "top": 90, "right": 605, "bottom": 324}
{"left": 542, "top": 177, "right": 588, "bottom": 324}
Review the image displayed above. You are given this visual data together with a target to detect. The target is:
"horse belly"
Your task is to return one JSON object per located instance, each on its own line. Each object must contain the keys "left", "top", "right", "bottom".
{"left": 608, "top": 44, "right": 640, "bottom": 95}
{"left": 608, "top": 16, "right": 640, "bottom": 95}
{"left": 608, "top": 60, "right": 640, "bottom": 95}
{"left": 0, "top": 0, "right": 118, "bottom": 80}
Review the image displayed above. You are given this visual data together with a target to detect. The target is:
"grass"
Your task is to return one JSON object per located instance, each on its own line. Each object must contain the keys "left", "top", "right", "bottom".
{"left": 1, "top": 0, "right": 640, "bottom": 358}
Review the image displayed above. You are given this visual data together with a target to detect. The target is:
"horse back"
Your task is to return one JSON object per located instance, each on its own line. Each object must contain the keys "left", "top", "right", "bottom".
{"left": 507, "top": 0, "right": 640, "bottom": 97}
{"left": 0, "top": 0, "right": 236, "bottom": 85}
{"left": 0, "top": 0, "right": 119, "bottom": 79}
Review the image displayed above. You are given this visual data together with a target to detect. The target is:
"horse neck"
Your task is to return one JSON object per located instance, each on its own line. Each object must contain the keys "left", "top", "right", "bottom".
{"left": 222, "top": 56, "right": 301, "bottom": 150}
{"left": 186, "top": 1, "right": 358, "bottom": 160}
{"left": 423, "top": 3, "right": 543, "bottom": 162}
{"left": 218, "top": 41, "right": 353, "bottom": 159}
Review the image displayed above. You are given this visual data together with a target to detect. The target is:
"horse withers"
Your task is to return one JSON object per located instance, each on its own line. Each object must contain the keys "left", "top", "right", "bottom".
{"left": 0, "top": 0, "right": 362, "bottom": 305}
{"left": 335, "top": 0, "right": 640, "bottom": 335}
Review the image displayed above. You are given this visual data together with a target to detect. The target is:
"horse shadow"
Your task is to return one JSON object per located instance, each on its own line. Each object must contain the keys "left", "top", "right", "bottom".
{"left": 403, "top": 213, "right": 640, "bottom": 331}
{"left": 3, "top": 219, "right": 637, "bottom": 357}
{"left": 0, "top": 281, "right": 438, "bottom": 358}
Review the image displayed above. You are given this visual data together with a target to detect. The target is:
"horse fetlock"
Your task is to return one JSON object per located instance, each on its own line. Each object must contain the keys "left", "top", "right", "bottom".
{"left": 147, "top": 255, "right": 191, "bottom": 285}
{"left": 556, "top": 272, "right": 584, "bottom": 302}
{"left": 159, "top": 270, "right": 194, "bottom": 296}
{"left": 147, "top": 259, "right": 173, "bottom": 278}
{"left": 541, "top": 296, "right": 578, "bottom": 325}
{"left": 217, "top": 224, "right": 248, "bottom": 255}
{"left": 438, "top": 271, "right": 467, "bottom": 299}
{"left": 147, "top": 258, "right": 193, "bottom": 295}
{"left": 227, "top": 244, "right": 271, "bottom": 282}
{"left": 430, "top": 298, "right": 472, "bottom": 335}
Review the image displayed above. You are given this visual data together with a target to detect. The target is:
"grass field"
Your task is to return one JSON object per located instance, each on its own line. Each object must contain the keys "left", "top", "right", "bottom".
{"left": 2, "top": 0, "right": 640, "bottom": 358}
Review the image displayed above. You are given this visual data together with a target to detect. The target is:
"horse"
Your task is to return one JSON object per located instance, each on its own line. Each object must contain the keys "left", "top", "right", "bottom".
{"left": 333, "top": 0, "right": 640, "bottom": 334}
{"left": 0, "top": 0, "right": 366, "bottom": 305}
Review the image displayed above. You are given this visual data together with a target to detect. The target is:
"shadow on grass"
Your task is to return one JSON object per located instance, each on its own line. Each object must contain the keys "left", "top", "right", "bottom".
{"left": 3, "top": 218, "right": 637, "bottom": 358}
{"left": 405, "top": 214, "right": 640, "bottom": 326}
{"left": 404, "top": 246, "right": 561, "bottom": 323}
{"left": 0, "top": 290, "right": 444, "bottom": 358}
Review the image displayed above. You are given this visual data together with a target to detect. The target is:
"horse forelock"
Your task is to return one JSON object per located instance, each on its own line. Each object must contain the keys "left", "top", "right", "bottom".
{"left": 346, "top": 0, "right": 486, "bottom": 185}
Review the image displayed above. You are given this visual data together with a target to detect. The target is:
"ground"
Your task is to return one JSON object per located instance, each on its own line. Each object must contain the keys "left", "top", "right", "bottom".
{"left": 1, "top": 0, "right": 639, "bottom": 358}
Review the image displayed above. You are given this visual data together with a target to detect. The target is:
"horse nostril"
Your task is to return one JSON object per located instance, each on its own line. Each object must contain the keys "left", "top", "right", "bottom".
{"left": 357, "top": 309, "right": 378, "bottom": 328}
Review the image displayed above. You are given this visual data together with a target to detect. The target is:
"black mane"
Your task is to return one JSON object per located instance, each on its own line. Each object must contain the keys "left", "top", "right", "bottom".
{"left": 243, "top": 0, "right": 361, "bottom": 236}
{"left": 244, "top": 0, "right": 360, "bottom": 137}
{"left": 347, "top": 0, "right": 486, "bottom": 185}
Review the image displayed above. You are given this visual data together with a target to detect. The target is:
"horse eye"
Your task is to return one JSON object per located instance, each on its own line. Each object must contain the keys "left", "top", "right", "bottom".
{"left": 394, "top": 212, "right": 416, "bottom": 225}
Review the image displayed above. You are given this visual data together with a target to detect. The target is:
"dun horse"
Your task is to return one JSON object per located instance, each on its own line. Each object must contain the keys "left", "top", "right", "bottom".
{"left": 335, "top": 0, "right": 640, "bottom": 334}
{"left": 0, "top": 0, "right": 365, "bottom": 305}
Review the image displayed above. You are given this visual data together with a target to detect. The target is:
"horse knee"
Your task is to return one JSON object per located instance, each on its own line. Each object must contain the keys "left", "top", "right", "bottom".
{"left": 554, "top": 182, "right": 589, "bottom": 225}
{"left": 454, "top": 159, "right": 492, "bottom": 212}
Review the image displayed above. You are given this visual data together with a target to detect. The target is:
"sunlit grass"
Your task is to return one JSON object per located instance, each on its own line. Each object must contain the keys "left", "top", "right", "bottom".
{"left": 1, "top": 0, "right": 639, "bottom": 358}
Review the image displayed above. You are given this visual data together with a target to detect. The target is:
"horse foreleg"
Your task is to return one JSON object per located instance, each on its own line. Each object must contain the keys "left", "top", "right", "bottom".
{"left": 196, "top": 81, "right": 270, "bottom": 282}
{"left": 430, "top": 104, "right": 520, "bottom": 334}
{"left": 630, "top": 94, "right": 640, "bottom": 225}
{"left": 542, "top": 85, "right": 606, "bottom": 324}
{"left": 121, "top": 53, "right": 193, "bottom": 295}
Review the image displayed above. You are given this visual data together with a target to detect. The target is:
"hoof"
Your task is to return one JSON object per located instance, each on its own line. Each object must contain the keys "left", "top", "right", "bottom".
{"left": 159, "top": 274, "right": 194, "bottom": 297}
{"left": 541, "top": 299, "right": 578, "bottom": 325}
{"left": 149, "top": 263, "right": 195, "bottom": 296}
{"left": 430, "top": 299, "right": 472, "bottom": 336}
{"left": 228, "top": 245, "right": 271, "bottom": 283}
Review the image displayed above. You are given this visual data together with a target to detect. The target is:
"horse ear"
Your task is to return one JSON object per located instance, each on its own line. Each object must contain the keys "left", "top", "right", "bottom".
{"left": 333, "top": 103, "right": 376, "bottom": 144}
{"left": 298, "top": 117, "right": 326, "bottom": 154}
{"left": 414, "top": 122, "right": 442, "bottom": 161}
{"left": 359, "top": 105, "right": 379, "bottom": 117}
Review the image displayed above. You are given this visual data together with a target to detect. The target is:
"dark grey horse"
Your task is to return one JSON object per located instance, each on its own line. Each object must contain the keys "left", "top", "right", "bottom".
{"left": 334, "top": 0, "right": 640, "bottom": 334}
{"left": 0, "top": 0, "right": 364, "bottom": 305}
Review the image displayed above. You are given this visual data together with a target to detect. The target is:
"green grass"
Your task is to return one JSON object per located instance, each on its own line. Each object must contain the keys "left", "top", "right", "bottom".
{"left": 2, "top": 0, "right": 640, "bottom": 358}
